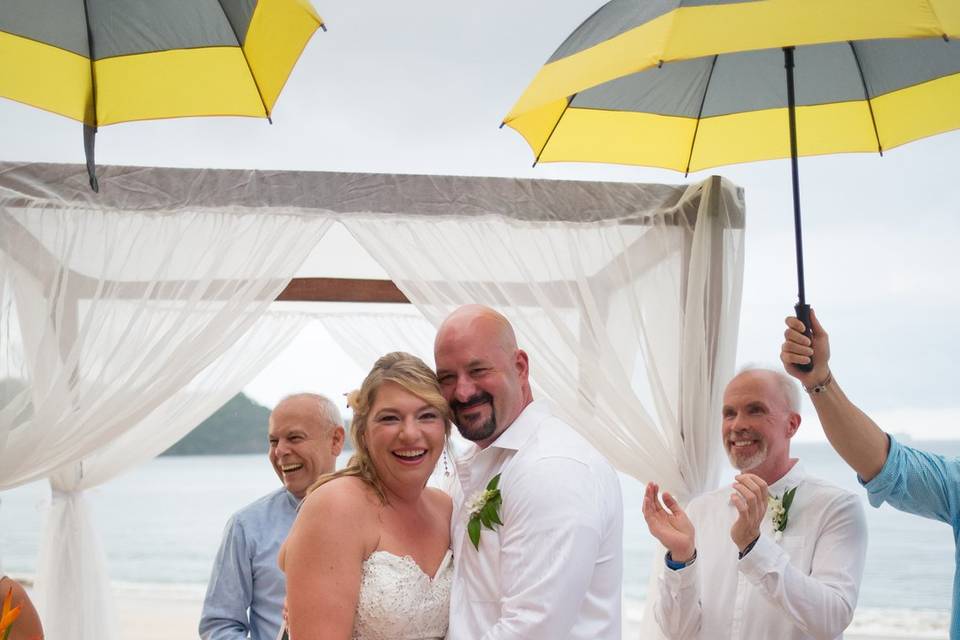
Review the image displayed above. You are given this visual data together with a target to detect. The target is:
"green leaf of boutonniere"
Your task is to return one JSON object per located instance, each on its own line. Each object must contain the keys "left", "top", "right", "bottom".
{"left": 780, "top": 486, "right": 798, "bottom": 530}
{"left": 468, "top": 516, "right": 482, "bottom": 549}
{"left": 467, "top": 473, "right": 503, "bottom": 550}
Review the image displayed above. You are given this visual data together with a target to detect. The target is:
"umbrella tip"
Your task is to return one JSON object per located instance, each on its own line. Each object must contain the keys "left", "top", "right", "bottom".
{"left": 657, "top": 59, "right": 663, "bottom": 69}
{"left": 498, "top": 121, "right": 505, "bottom": 130}
{"left": 267, "top": 115, "right": 273, "bottom": 125}
{"left": 320, "top": 23, "right": 327, "bottom": 33}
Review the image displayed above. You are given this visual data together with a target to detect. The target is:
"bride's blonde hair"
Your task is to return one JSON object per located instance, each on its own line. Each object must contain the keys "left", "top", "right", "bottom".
{"left": 309, "top": 352, "right": 451, "bottom": 503}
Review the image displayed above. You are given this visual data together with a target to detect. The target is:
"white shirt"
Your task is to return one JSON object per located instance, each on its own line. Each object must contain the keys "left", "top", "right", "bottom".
{"left": 655, "top": 462, "right": 867, "bottom": 640}
{"left": 448, "top": 400, "right": 623, "bottom": 640}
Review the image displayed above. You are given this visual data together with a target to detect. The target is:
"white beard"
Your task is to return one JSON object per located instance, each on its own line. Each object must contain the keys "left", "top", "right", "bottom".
{"left": 726, "top": 435, "right": 768, "bottom": 471}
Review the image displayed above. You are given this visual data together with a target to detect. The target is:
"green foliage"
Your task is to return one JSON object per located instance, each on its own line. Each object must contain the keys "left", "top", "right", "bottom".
{"left": 468, "top": 473, "right": 503, "bottom": 550}
{"left": 468, "top": 517, "right": 482, "bottom": 549}
{"left": 781, "top": 486, "right": 798, "bottom": 529}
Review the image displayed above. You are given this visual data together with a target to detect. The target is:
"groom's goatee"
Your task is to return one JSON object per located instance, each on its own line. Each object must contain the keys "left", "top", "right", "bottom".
{"left": 451, "top": 392, "right": 498, "bottom": 442}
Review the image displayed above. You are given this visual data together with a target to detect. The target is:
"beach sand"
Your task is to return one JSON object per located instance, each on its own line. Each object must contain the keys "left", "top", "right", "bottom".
{"left": 116, "top": 585, "right": 203, "bottom": 640}
{"left": 13, "top": 579, "right": 950, "bottom": 639}
{"left": 110, "top": 586, "right": 947, "bottom": 640}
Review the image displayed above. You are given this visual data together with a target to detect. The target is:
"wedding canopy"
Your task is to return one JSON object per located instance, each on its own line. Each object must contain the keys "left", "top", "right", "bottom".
{"left": 0, "top": 161, "right": 744, "bottom": 639}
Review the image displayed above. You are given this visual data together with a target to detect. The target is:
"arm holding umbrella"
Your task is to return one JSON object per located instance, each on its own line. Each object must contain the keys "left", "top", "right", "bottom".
{"left": 781, "top": 310, "right": 960, "bottom": 527}
{"left": 780, "top": 308, "right": 889, "bottom": 481}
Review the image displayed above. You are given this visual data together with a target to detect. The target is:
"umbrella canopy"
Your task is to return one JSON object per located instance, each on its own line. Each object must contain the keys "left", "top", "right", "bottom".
{"left": 504, "top": 1, "right": 960, "bottom": 369}
{"left": 0, "top": 0, "right": 323, "bottom": 190}
{"left": 507, "top": 0, "right": 960, "bottom": 122}
{"left": 506, "top": 38, "right": 960, "bottom": 171}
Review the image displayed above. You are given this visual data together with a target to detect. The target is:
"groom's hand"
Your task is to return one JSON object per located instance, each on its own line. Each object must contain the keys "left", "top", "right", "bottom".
{"left": 730, "top": 473, "right": 768, "bottom": 552}
{"left": 642, "top": 482, "right": 696, "bottom": 562}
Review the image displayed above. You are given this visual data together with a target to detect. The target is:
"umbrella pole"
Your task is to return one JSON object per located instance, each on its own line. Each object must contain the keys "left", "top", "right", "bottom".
{"left": 784, "top": 46, "right": 814, "bottom": 370}
{"left": 82, "top": 0, "right": 99, "bottom": 192}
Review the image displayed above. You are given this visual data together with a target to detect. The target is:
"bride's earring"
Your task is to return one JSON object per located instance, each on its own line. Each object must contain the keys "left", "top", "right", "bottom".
{"left": 442, "top": 447, "right": 451, "bottom": 477}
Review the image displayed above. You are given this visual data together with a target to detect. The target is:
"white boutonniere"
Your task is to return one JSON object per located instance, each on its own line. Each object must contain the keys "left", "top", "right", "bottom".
{"left": 768, "top": 486, "right": 798, "bottom": 542}
{"left": 467, "top": 473, "right": 502, "bottom": 550}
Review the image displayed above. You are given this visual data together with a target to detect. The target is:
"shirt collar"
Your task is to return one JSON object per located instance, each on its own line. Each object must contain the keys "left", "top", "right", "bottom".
{"left": 457, "top": 399, "right": 550, "bottom": 461}
{"left": 486, "top": 399, "right": 550, "bottom": 451}
{"left": 284, "top": 488, "right": 302, "bottom": 510}
{"left": 767, "top": 459, "right": 806, "bottom": 496}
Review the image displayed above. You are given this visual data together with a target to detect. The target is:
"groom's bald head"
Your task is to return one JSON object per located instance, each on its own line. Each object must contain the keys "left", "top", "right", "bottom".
{"left": 435, "top": 305, "right": 532, "bottom": 448}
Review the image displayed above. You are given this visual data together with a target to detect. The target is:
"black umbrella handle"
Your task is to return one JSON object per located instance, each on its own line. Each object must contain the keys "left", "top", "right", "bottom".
{"left": 794, "top": 302, "right": 814, "bottom": 372}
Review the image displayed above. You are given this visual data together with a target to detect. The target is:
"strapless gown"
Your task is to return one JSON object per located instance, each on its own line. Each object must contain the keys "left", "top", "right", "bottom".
{"left": 352, "top": 549, "right": 453, "bottom": 640}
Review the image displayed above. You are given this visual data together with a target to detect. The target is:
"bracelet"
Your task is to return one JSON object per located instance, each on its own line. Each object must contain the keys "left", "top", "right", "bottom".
{"left": 738, "top": 535, "right": 760, "bottom": 559}
{"left": 665, "top": 549, "right": 697, "bottom": 570}
{"left": 804, "top": 370, "right": 833, "bottom": 394}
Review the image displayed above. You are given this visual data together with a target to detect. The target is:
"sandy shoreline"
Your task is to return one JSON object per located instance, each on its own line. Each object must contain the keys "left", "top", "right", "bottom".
{"left": 17, "top": 578, "right": 949, "bottom": 639}
{"left": 116, "top": 589, "right": 947, "bottom": 640}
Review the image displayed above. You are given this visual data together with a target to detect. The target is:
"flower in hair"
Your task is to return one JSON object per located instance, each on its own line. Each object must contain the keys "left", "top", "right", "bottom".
{"left": 344, "top": 389, "right": 361, "bottom": 411}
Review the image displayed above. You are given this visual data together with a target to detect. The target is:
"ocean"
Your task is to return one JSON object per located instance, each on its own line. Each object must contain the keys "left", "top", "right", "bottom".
{"left": 1, "top": 441, "right": 956, "bottom": 637}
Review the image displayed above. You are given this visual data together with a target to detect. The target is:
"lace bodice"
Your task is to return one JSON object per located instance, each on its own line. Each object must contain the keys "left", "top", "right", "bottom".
{"left": 352, "top": 549, "right": 453, "bottom": 640}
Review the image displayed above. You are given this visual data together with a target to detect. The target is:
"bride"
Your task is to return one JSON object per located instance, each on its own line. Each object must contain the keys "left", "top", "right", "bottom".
{"left": 281, "top": 352, "right": 453, "bottom": 640}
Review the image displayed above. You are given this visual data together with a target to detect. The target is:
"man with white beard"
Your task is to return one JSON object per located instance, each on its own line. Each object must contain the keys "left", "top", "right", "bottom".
{"left": 643, "top": 368, "right": 868, "bottom": 640}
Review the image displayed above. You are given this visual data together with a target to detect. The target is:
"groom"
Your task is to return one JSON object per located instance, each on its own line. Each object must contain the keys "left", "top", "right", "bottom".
{"left": 435, "top": 304, "right": 623, "bottom": 639}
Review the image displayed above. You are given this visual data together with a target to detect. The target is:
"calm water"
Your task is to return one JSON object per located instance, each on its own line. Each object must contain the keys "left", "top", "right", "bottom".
{"left": 1, "top": 442, "right": 956, "bottom": 616}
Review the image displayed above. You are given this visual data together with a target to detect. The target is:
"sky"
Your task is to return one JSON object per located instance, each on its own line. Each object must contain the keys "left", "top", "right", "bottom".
{"left": 2, "top": 0, "right": 959, "bottom": 441}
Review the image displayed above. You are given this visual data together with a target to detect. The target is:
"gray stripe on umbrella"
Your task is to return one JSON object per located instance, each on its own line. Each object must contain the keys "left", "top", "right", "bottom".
{"left": 568, "top": 39, "right": 960, "bottom": 118}
{"left": 546, "top": 0, "right": 764, "bottom": 64}
{"left": 0, "top": 0, "right": 90, "bottom": 56}
{"left": 87, "top": 0, "right": 238, "bottom": 59}
{"left": 0, "top": 0, "right": 256, "bottom": 59}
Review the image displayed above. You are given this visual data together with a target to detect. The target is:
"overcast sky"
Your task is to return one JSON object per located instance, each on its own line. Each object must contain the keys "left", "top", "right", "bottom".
{"left": 2, "top": 0, "right": 958, "bottom": 440}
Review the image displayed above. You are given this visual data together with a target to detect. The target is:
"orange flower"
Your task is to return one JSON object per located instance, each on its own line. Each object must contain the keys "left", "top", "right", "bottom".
{"left": 0, "top": 587, "right": 23, "bottom": 640}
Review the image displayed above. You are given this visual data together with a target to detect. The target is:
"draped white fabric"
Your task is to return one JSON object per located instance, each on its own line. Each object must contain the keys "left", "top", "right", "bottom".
{"left": 35, "top": 311, "right": 313, "bottom": 640}
{"left": 0, "top": 209, "right": 328, "bottom": 488}
{"left": 317, "top": 311, "right": 439, "bottom": 371}
{"left": 0, "top": 207, "right": 329, "bottom": 639}
{"left": 343, "top": 177, "right": 744, "bottom": 500}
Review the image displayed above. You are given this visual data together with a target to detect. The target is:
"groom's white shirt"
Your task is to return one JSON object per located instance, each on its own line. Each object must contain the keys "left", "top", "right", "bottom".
{"left": 448, "top": 400, "right": 623, "bottom": 640}
{"left": 655, "top": 462, "right": 867, "bottom": 640}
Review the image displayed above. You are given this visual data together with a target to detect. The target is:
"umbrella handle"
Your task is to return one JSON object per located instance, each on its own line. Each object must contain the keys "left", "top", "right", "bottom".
{"left": 794, "top": 302, "right": 814, "bottom": 372}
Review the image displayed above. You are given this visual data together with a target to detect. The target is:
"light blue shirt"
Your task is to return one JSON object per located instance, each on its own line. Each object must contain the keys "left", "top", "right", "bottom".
{"left": 861, "top": 435, "right": 960, "bottom": 639}
{"left": 200, "top": 487, "right": 299, "bottom": 640}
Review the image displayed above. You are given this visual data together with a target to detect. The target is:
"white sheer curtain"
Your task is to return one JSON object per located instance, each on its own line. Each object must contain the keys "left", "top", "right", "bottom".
{"left": 0, "top": 209, "right": 329, "bottom": 488}
{"left": 34, "top": 311, "right": 313, "bottom": 640}
{"left": 317, "top": 311, "right": 438, "bottom": 371}
{"left": 343, "top": 176, "right": 744, "bottom": 499}
{"left": 0, "top": 208, "right": 329, "bottom": 639}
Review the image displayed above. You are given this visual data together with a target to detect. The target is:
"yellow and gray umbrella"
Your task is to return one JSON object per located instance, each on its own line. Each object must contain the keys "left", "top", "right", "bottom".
{"left": 1, "top": 0, "right": 324, "bottom": 191}
{"left": 505, "top": 0, "right": 960, "bottom": 363}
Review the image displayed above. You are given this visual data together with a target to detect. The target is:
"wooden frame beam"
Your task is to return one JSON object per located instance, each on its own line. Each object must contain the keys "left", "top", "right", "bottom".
{"left": 275, "top": 277, "right": 409, "bottom": 303}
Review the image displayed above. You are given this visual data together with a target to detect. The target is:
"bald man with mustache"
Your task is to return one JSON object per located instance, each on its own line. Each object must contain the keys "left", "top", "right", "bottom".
{"left": 435, "top": 304, "right": 623, "bottom": 640}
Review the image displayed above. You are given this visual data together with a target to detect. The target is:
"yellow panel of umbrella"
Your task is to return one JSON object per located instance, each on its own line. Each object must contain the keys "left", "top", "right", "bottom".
{"left": 505, "top": 0, "right": 960, "bottom": 367}
{"left": 0, "top": 0, "right": 324, "bottom": 191}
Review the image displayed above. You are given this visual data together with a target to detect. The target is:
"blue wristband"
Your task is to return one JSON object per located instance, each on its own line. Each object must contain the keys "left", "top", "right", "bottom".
{"left": 665, "top": 549, "right": 697, "bottom": 571}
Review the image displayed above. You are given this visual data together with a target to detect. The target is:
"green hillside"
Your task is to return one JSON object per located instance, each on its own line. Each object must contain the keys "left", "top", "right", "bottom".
{"left": 163, "top": 392, "right": 271, "bottom": 456}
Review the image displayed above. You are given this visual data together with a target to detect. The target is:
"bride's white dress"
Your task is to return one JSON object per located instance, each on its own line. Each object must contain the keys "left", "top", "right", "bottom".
{"left": 352, "top": 549, "right": 453, "bottom": 640}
